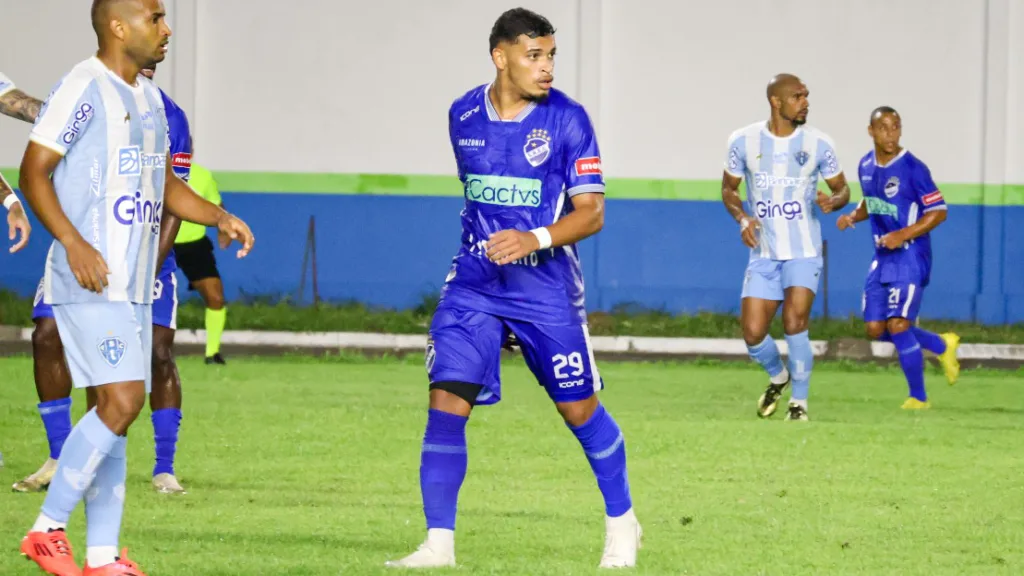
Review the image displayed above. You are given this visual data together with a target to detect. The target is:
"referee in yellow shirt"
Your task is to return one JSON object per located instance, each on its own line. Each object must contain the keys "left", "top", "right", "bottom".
{"left": 174, "top": 161, "right": 229, "bottom": 365}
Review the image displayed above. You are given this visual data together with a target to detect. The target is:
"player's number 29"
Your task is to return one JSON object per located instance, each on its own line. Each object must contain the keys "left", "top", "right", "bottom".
{"left": 552, "top": 352, "right": 585, "bottom": 379}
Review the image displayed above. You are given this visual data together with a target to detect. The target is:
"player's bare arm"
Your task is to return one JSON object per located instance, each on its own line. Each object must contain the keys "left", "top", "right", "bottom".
{"left": 1, "top": 171, "right": 31, "bottom": 252}
{"left": 721, "top": 171, "right": 758, "bottom": 248}
{"left": 485, "top": 192, "right": 604, "bottom": 266}
{"left": 20, "top": 142, "right": 109, "bottom": 293}
{"left": 163, "top": 160, "right": 254, "bottom": 258}
{"left": 156, "top": 205, "right": 181, "bottom": 275}
{"left": 837, "top": 199, "right": 868, "bottom": 231}
{"left": 0, "top": 88, "right": 43, "bottom": 124}
{"left": 817, "top": 173, "right": 851, "bottom": 214}
{"left": 879, "top": 206, "right": 947, "bottom": 250}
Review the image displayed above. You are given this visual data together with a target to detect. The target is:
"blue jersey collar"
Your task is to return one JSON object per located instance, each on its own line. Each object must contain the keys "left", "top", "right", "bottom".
{"left": 873, "top": 148, "right": 908, "bottom": 168}
{"left": 483, "top": 83, "right": 538, "bottom": 123}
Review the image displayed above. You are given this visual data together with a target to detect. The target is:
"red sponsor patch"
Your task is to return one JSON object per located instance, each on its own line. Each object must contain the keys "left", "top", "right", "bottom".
{"left": 574, "top": 157, "right": 602, "bottom": 177}
{"left": 172, "top": 152, "right": 192, "bottom": 169}
{"left": 922, "top": 191, "right": 943, "bottom": 206}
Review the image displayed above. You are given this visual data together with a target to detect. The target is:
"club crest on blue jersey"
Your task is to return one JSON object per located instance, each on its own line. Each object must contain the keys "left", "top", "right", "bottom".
{"left": 524, "top": 128, "right": 551, "bottom": 167}
{"left": 795, "top": 150, "right": 809, "bottom": 166}
{"left": 884, "top": 176, "right": 900, "bottom": 198}
{"left": 97, "top": 336, "right": 127, "bottom": 368}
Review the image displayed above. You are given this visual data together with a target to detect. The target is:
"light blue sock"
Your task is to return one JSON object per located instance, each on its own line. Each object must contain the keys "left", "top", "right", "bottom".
{"left": 784, "top": 331, "right": 814, "bottom": 401}
{"left": 85, "top": 436, "right": 128, "bottom": 549}
{"left": 40, "top": 409, "right": 119, "bottom": 524}
{"left": 747, "top": 335, "right": 786, "bottom": 379}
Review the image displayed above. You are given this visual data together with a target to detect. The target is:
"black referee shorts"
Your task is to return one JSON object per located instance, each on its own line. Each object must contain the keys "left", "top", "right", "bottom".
{"left": 174, "top": 236, "right": 220, "bottom": 290}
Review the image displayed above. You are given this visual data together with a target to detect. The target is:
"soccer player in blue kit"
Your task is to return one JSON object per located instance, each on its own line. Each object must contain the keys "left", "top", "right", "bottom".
{"left": 14, "top": 62, "right": 193, "bottom": 496}
{"left": 386, "top": 8, "right": 641, "bottom": 570}
{"left": 17, "top": 1, "right": 253, "bottom": 573}
{"left": 837, "top": 106, "right": 960, "bottom": 409}
{"left": 721, "top": 74, "right": 851, "bottom": 421}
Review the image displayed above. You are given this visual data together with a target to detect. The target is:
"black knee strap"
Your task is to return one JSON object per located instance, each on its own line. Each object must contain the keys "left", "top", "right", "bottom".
{"left": 429, "top": 381, "right": 484, "bottom": 406}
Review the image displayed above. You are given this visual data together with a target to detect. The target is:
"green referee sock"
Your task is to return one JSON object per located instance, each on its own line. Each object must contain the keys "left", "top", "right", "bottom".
{"left": 206, "top": 307, "right": 226, "bottom": 357}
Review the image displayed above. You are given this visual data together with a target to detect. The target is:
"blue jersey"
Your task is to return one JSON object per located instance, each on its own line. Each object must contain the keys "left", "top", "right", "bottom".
{"left": 31, "top": 57, "right": 169, "bottom": 305}
{"left": 158, "top": 88, "right": 192, "bottom": 276}
{"left": 857, "top": 149, "right": 947, "bottom": 286}
{"left": 439, "top": 85, "right": 605, "bottom": 325}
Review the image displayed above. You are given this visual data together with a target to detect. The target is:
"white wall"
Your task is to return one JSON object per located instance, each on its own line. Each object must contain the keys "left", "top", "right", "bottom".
{"left": 1005, "top": 0, "right": 1024, "bottom": 184}
{"left": 601, "top": 0, "right": 985, "bottom": 181}
{"left": 0, "top": 0, "right": 1020, "bottom": 185}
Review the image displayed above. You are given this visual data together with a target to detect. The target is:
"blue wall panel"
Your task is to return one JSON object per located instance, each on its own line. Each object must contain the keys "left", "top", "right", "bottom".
{"left": 0, "top": 193, "right": 1015, "bottom": 324}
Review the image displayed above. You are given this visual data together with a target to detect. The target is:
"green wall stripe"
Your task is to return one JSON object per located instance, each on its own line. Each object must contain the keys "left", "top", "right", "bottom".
{"left": 2, "top": 167, "right": 1021, "bottom": 205}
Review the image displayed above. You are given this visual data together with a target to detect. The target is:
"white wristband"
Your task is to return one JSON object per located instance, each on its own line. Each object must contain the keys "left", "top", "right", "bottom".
{"left": 530, "top": 227, "right": 552, "bottom": 250}
{"left": 3, "top": 194, "right": 20, "bottom": 211}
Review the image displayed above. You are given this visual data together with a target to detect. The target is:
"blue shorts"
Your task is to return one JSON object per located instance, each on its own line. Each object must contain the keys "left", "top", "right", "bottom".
{"left": 33, "top": 271, "right": 178, "bottom": 330}
{"left": 741, "top": 256, "right": 823, "bottom": 301}
{"left": 862, "top": 259, "right": 923, "bottom": 323}
{"left": 52, "top": 302, "right": 153, "bottom": 392}
{"left": 426, "top": 304, "right": 604, "bottom": 406}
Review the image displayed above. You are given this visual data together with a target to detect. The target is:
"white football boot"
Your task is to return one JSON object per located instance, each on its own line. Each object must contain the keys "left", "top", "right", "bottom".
{"left": 385, "top": 528, "right": 456, "bottom": 568}
{"left": 599, "top": 508, "right": 643, "bottom": 568}
{"left": 152, "top": 473, "right": 187, "bottom": 494}
{"left": 12, "top": 458, "right": 58, "bottom": 493}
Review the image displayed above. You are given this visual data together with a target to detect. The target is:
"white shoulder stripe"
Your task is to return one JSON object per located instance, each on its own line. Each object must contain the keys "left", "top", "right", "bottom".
{"left": 30, "top": 61, "right": 101, "bottom": 155}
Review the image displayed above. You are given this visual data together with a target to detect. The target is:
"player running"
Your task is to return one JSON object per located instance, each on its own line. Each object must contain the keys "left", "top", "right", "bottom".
{"left": 837, "top": 106, "right": 960, "bottom": 408}
{"left": 386, "top": 8, "right": 640, "bottom": 570}
{"left": 14, "top": 62, "right": 193, "bottom": 496}
{"left": 721, "top": 73, "right": 851, "bottom": 421}
{"left": 17, "top": 1, "right": 253, "bottom": 574}
{"left": 0, "top": 70, "right": 44, "bottom": 469}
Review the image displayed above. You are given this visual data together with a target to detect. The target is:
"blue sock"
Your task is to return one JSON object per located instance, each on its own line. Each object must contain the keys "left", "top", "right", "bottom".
{"left": 85, "top": 436, "right": 127, "bottom": 549}
{"left": 420, "top": 409, "right": 468, "bottom": 531}
{"left": 877, "top": 332, "right": 893, "bottom": 343}
{"left": 568, "top": 404, "right": 632, "bottom": 517}
{"left": 40, "top": 409, "right": 119, "bottom": 524}
{"left": 892, "top": 331, "right": 927, "bottom": 401}
{"left": 152, "top": 408, "right": 182, "bottom": 477}
{"left": 912, "top": 327, "right": 947, "bottom": 355}
{"left": 747, "top": 336, "right": 785, "bottom": 379}
{"left": 38, "top": 397, "right": 73, "bottom": 460}
{"left": 784, "top": 331, "right": 814, "bottom": 401}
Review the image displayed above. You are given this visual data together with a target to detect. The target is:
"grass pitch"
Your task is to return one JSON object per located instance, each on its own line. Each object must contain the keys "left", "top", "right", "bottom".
{"left": 1, "top": 354, "right": 1022, "bottom": 575}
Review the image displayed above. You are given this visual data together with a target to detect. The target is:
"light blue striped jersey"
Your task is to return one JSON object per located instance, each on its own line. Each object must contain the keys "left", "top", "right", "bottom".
{"left": 32, "top": 57, "right": 169, "bottom": 305}
{"left": 724, "top": 121, "right": 843, "bottom": 260}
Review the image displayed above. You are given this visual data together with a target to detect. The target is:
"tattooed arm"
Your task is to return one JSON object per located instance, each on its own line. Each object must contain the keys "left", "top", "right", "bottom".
{"left": 0, "top": 88, "right": 43, "bottom": 124}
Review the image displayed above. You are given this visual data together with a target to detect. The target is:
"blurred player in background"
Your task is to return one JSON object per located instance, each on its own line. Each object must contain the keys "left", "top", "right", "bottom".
{"left": 387, "top": 8, "right": 640, "bottom": 570}
{"left": 173, "top": 158, "right": 228, "bottom": 365}
{"left": 0, "top": 71, "right": 38, "bottom": 253}
{"left": 837, "top": 106, "right": 960, "bottom": 408}
{"left": 0, "top": 70, "right": 43, "bottom": 470}
{"left": 17, "top": 1, "right": 253, "bottom": 573}
{"left": 721, "top": 73, "right": 851, "bottom": 421}
{"left": 14, "top": 62, "right": 193, "bottom": 496}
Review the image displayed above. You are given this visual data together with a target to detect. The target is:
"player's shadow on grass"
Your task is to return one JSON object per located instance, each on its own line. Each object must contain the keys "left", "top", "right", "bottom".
{"left": 957, "top": 406, "right": 1024, "bottom": 416}
{"left": 140, "top": 525, "right": 400, "bottom": 553}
